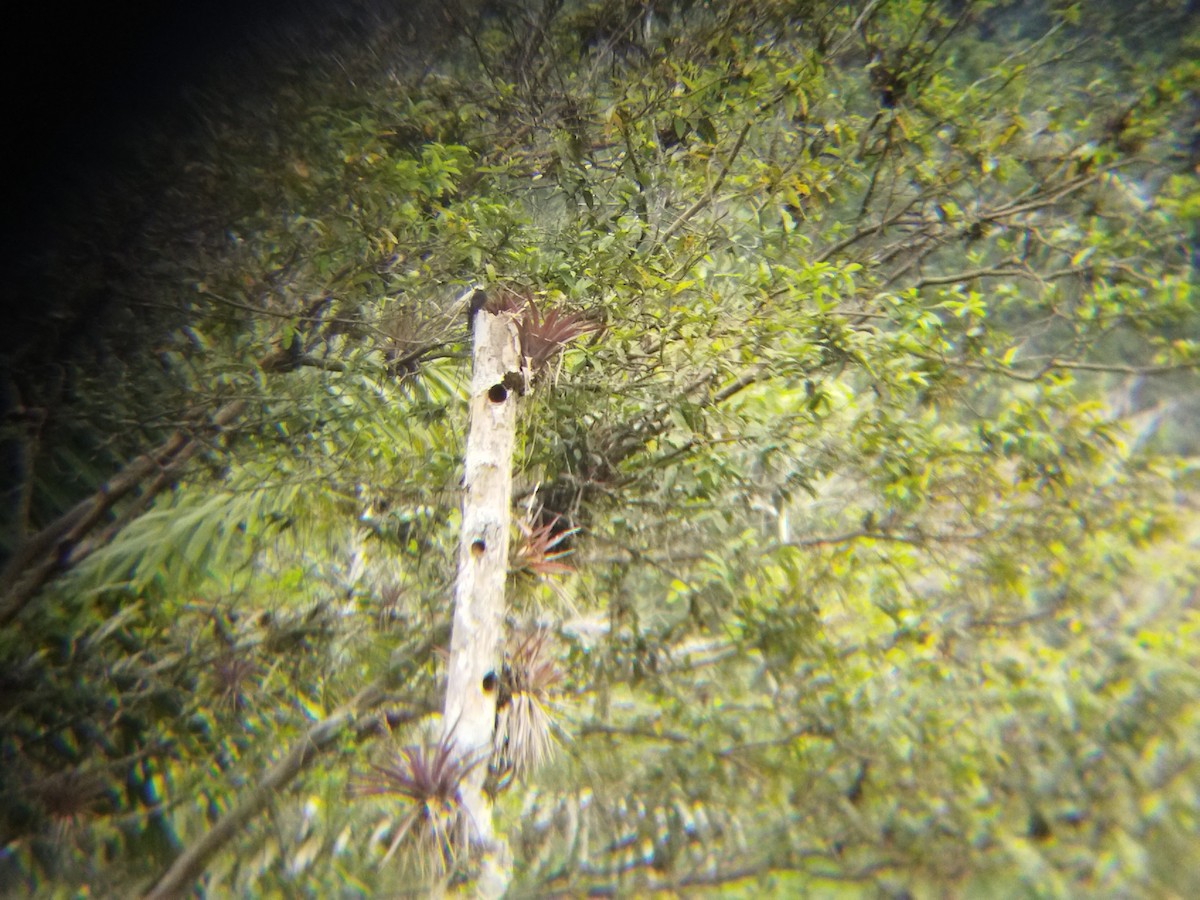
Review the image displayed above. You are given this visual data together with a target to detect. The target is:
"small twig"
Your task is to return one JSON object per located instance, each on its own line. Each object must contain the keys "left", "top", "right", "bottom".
{"left": 655, "top": 121, "right": 753, "bottom": 248}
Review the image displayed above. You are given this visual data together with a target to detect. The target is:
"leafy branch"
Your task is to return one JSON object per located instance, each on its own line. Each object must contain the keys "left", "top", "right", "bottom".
{"left": 143, "top": 626, "right": 445, "bottom": 899}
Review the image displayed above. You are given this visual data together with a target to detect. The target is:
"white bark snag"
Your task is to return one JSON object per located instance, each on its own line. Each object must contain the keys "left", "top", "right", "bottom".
{"left": 443, "top": 300, "right": 520, "bottom": 897}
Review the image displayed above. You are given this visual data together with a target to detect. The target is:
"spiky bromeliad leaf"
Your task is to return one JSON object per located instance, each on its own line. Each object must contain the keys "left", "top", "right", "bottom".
{"left": 514, "top": 514, "right": 579, "bottom": 577}
{"left": 492, "top": 629, "right": 563, "bottom": 788}
{"left": 516, "top": 302, "right": 600, "bottom": 374}
{"left": 351, "top": 736, "right": 485, "bottom": 872}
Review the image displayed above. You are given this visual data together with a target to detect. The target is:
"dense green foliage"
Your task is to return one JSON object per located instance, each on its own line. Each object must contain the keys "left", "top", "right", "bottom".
{"left": 3, "top": 0, "right": 1199, "bottom": 895}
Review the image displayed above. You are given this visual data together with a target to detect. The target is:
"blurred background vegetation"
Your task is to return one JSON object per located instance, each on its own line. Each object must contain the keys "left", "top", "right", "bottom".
{"left": 2, "top": 0, "right": 1198, "bottom": 895}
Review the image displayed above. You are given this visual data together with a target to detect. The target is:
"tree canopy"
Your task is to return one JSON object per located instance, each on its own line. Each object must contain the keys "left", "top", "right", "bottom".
{"left": 3, "top": 0, "right": 1199, "bottom": 896}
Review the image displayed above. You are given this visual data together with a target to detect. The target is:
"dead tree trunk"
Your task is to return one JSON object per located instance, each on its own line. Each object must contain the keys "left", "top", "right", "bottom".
{"left": 442, "top": 295, "right": 521, "bottom": 897}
